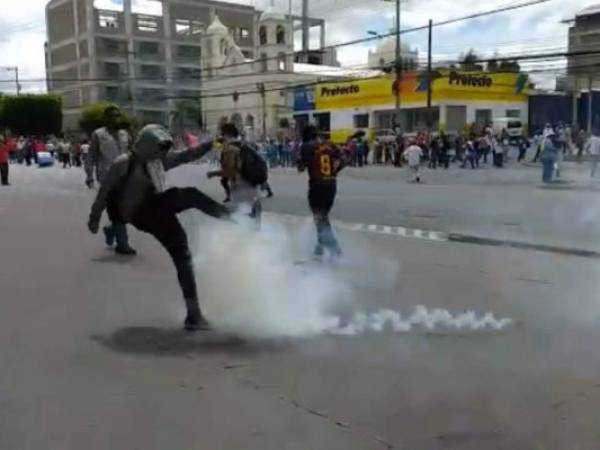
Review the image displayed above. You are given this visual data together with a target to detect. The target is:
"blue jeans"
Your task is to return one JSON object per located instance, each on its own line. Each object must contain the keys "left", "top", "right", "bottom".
{"left": 542, "top": 158, "right": 554, "bottom": 182}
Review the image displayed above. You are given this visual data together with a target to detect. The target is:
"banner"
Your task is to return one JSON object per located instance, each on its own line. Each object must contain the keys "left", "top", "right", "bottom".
{"left": 314, "top": 71, "right": 529, "bottom": 111}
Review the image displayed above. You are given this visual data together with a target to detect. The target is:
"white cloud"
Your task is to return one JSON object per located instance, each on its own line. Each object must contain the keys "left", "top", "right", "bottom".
{"left": 0, "top": 0, "right": 597, "bottom": 94}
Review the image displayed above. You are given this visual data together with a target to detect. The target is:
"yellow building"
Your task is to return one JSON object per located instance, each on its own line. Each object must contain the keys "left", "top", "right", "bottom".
{"left": 292, "top": 70, "right": 530, "bottom": 143}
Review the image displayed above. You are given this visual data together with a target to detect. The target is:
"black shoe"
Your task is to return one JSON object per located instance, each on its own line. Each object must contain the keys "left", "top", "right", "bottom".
{"left": 223, "top": 197, "right": 231, "bottom": 203}
{"left": 267, "top": 191, "right": 274, "bottom": 198}
{"left": 115, "top": 246, "right": 137, "bottom": 255}
{"left": 184, "top": 313, "right": 211, "bottom": 332}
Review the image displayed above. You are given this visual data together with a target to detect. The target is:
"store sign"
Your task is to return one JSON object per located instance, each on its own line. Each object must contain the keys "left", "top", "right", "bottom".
{"left": 294, "top": 86, "right": 315, "bottom": 111}
{"left": 312, "top": 71, "right": 529, "bottom": 111}
{"left": 448, "top": 71, "right": 493, "bottom": 88}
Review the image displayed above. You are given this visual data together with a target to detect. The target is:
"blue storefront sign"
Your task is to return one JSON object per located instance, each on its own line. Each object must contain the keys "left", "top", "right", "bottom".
{"left": 294, "top": 86, "right": 315, "bottom": 111}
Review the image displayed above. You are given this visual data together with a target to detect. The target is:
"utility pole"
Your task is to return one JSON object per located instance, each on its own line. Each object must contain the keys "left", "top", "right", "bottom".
{"left": 258, "top": 83, "right": 267, "bottom": 140}
{"left": 588, "top": 76, "right": 593, "bottom": 134}
{"left": 394, "top": 0, "right": 401, "bottom": 133}
{"left": 301, "top": 0, "right": 309, "bottom": 62}
{"left": 426, "top": 19, "right": 433, "bottom": 132}
{"left": 1, "top": 66, "right": 20, "bottom": 95}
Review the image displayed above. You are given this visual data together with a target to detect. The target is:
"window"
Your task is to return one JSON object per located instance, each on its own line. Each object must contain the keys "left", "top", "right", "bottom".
{"left": 506, "top": 109, "right": 521, "bottom": 118}
{"left": 176, "top": 45, "right": 201, "bottom": 59}
{"left": 354, "top": 114, "right": 369, "bottom": 128}
{"left": 259, "top": 26, "right": 267, "bottom": 45}
{"left": 99, "top": 11, "right": 119, "bottom": 29}
{"left": 242, "top": 50, "right": 253, "bottom": 59}
{"left": 139, "top": 41, "right": 159, "bottom": 55}
{"left": 240, "top": 27, "right": 250, "bottom": 39}
{"left": 139, "top": 64, "right": 162, "bottom": 78}
{"left": 175, "top": 19, "right": 203, "bottom": 36}
{"left": 278, "top": 53, "right": 286, "bottom": 71}
{"left": 105, "top": 86, "right": 120, "bottom": 101}
{"left": 136, "top": 15, "right": 159, "bottom": 33}
{"left": 260, "top": 53, "right": 268, "bottom": 72}
{"left": 245, "top": 114, "right": 255, "bottom": 128}
{"left": 176, "top": 67, "right": 201, "bottom": 81}
{"left": 220, "top": 39, "right": 227, "bottom": 56}
{"left": 104, "top": 62, "right": 121, "bottom": 78}
{"left": 103, "top": 38, "right": 123, "bottom": 53}
{"left": 276, "top": 25, "right": 285, "bottom": 44}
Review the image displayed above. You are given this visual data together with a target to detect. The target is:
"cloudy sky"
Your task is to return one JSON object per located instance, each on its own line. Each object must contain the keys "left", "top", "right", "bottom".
{"left": 0, "top": 0, "right": 596, "bottom": 94}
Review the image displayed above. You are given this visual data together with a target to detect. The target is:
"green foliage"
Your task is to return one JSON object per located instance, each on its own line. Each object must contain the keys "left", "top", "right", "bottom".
{"left": 78, "top": 102, "right": 137, "bottom": 135}
{"left": 0, "top": 94, "right": 62, "bottom": 136}
{"left": 459, "top": 49, "right": 484, "bottom": 72}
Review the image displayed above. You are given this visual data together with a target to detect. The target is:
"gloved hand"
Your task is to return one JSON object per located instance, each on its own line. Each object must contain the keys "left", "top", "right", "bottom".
{"left": 85, "top": 178, "right": 94, "bottom": 189}
{"left": 87, "top": 215, "right": 100, "bottom": 234}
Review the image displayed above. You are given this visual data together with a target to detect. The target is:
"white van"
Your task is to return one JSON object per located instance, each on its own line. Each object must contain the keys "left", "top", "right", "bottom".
{"left": 492, "top": 117, "right": 524, "bottom": 142}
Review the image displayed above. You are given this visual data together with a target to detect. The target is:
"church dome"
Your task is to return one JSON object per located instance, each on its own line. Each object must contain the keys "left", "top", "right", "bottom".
{"left": 206, "top": 15, "right": 228, "bottom": 34}
{"left": 260, "top": 5, "right": 286, "bottom": 22}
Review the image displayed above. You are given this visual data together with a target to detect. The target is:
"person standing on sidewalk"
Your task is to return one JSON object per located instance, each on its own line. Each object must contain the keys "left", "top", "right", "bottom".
{"left": 0, "top": 136, "right": 10, "bottom": 186}
{"left": 585, "top": 131, "right": 600, "bottom": 177}
{"left": 404, "top": 140, "right": 423, "bottom": 183}
{"left": 85, "top": 105, "right": 136, "bottom": 255}
{"left": 541, "top": 130, "right": 559, "bottom": 183}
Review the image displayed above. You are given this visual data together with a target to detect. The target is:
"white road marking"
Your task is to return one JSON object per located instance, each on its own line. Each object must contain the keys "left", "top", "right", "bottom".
{"left": 263, "top": 212, "right": 448, "bottom": 243}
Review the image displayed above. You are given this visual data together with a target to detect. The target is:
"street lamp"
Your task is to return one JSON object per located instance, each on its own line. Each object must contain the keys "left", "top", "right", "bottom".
{"left": 1, "top": 66, "right": 21, "bottom": 95}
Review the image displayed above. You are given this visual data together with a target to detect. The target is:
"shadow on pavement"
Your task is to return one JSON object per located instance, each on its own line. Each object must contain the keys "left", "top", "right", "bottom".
{"left": 91, "top": 253, "right": 138, "bottom": 264}
{"left": 92, "top": 326, "right": 287, "bottom": 357}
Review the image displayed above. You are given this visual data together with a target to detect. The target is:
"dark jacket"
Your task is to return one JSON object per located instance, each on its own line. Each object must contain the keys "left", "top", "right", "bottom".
{"left": 89, "top": 124, "right": 212, "bottom": 225}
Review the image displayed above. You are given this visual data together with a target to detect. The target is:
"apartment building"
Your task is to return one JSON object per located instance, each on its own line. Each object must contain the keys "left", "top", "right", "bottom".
{"left": 45, "top": 0, "right": 257, "bottom": 130}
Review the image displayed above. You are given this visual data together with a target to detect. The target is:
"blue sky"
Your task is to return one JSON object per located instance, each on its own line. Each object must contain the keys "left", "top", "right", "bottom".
{"left": 0, "top": 0, "right": 594, "bottom": 93}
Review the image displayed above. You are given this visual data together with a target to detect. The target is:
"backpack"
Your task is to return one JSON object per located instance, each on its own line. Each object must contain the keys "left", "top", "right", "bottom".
{"left": 236, "top": 143, "right": 268, "bottom": 186}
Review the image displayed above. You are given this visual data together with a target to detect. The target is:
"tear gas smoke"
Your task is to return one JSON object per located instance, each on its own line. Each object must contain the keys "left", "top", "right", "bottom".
{"left": 181, "top": 212, "right": 513, "bottom": 339}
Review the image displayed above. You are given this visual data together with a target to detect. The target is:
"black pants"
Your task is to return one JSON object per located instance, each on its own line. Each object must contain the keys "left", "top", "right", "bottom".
{"left": 308, "top": 183, "right": 341, "bottom": 257}
{"left": 220, "top": 177, "right": 231, "bottom": 200}
{"left": 0, "top": 163, "right": 8, "bottom": 185}
{"left": 131, "top": 187, "right": 230, "bottom": 313}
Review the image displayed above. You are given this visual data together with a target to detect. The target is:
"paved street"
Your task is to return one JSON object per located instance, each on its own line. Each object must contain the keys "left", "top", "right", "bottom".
{"left": 2, "top": 162, "right": 600, "bottom": 450}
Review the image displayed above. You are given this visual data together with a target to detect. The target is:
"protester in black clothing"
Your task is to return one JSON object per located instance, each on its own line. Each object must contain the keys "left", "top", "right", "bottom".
{"left": 297, "top": 125, "right": 345, "bottom": 260}
{"left": 87, "top": 125, "right": 231, "bottom": 331}
{"left": 429, "top": 137, "right": 439, "bottom": 169}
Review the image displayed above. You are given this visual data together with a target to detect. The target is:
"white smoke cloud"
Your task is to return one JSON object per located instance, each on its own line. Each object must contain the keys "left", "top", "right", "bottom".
{"left": 181, "top": 212, "right": 513, "bottom": 339}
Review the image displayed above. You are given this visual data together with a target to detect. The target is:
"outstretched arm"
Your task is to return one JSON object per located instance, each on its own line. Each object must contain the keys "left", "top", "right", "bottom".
{"left": 163, "top": 141, "right": 214, "bottom": 170}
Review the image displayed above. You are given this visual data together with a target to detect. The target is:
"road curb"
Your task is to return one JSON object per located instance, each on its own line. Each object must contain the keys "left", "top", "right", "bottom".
{"left": 265, "top": 212, "right": 600, "bottom": 259}
{"left": 447, "top": 233, "right": 600, "bottom": 259}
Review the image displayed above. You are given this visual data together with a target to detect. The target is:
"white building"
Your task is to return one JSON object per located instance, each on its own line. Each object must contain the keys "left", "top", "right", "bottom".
{"left": 367, "top": 38, "right": 419, "bottom": 70}
{"left": 200, "top": 8, "right": 379, "bottom": 139}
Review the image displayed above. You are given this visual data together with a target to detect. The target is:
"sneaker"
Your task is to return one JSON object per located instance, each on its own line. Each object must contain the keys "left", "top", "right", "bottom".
{"left": 184, "top": 313, "right": 211, "bottom": 332}
{"left": 103, "top": 226, "right": 115, "bottom": 247}
{"left": 115, "top": 246, "right": 137, "bottom": 256}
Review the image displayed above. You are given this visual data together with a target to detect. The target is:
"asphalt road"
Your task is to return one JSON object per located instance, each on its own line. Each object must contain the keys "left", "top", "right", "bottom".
{"left": 1, "top": 163, "right": 600, "bottom": 450}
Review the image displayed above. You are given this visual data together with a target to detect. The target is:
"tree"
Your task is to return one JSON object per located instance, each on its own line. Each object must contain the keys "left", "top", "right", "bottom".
{"left": 0, "top": 94, "right": 62, "bottom": 136}
{"left": 170, "top": 100, "right": 202, "bottom": 136}
{"left": 459, "top": 49, "right": 483, "bottom": 71}
{"left": 78, "top": 102, "right": 136, "bottom": 135}
{"left": 499, "top": 60, "right": 521, "bottom": 73}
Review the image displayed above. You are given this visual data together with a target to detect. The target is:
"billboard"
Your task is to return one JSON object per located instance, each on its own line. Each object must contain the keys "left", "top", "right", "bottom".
{"left": 293, "top": 85, "right": 315, "bottom": 111}
{"left": 313, "top": 71, "right": 529, "bottom": 111}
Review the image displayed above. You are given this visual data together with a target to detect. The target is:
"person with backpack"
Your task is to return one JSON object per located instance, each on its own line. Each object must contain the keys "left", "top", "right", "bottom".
{"left": 87, "top": 124, "right": 231, "bottom": 331}
{"left": 207, "top": 123, "right": 268, "bottom": 223}
{"left": 297, "top": 125, "right": 345, "bottom": 260}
